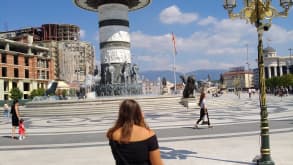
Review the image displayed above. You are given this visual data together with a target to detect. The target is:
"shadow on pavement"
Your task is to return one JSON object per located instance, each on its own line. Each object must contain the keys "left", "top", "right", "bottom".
{"left": 160, "top": 146, "right": 253, "bottom": 164}
{"left": 160, "top": 146, "right": 197, "bottom": 160}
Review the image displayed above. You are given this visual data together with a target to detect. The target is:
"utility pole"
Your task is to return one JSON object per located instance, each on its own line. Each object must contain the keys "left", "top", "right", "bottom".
{"left": 289, "top": 48, "right": 292, "bottom": 74}
{"left": 246, "top": 44, "right": 250, "bottom": 88}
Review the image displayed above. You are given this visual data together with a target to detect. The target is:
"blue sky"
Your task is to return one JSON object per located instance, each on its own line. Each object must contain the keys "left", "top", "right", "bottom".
{"left": 1, "top": 0, "right": 293, "bottom": 73}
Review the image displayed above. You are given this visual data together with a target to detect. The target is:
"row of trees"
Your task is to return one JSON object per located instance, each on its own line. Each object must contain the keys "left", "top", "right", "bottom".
{"left": 8, "top": 88, "right": 46, "bottom": 100}
{"left": 8, "top": 88, "right": 69, "bottom": 100}
{"left": 266, "top": 74, "right": 293, "bottom": 88}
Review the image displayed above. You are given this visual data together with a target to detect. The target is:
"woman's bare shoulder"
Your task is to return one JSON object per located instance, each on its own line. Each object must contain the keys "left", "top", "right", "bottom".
{"left": 132, "top": 125, "right": 155, "bottom": 140}
{"left": 111, "top": 128, "right": 121, "bottom": 141}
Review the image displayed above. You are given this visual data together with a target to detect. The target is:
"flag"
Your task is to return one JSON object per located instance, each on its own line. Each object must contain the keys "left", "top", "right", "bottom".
{"left": 171, "top": 32, "right": 177, "bottom": 55}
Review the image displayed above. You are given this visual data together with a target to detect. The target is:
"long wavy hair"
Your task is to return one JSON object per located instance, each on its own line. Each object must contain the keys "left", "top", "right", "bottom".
{"left": 199, "top": 92, "right": 206, "bottom": 106}
{"left": 107, "top": 99, "right": 149, "bottom": 143}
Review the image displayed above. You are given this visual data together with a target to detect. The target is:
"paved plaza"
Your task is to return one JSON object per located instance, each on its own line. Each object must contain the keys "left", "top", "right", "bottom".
{"left": 0, "top": 93, "right": 292, "bottom": 165}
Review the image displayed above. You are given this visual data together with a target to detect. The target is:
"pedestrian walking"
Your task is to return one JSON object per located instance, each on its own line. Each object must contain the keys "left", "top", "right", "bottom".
{"left": 107, "top": 99, "right": 164, "bottom": 165}
{"left": 194, "top": 92, "right": 212, "bottom": 128}
{"left": 11, "top": 99, "right": 20, "bottom": 139}
{"left": 248, "top": 88, "right": 252, "bottom": 98}
{"left": 3, "top": 103, "right": 10, "bottom": 121}
{"left": 18, "top": 118, "right": 26, "bottom": 140}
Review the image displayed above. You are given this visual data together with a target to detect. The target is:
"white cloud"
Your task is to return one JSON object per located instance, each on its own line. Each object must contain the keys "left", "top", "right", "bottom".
{"left": 130, "top": 17, "right": 260, "bottom": 71}
{"left": 79, "top": 29, "right": 85, "bottom": 39}
{"left": 264, "top": 24, "right": 293, "bottom": 44}
{"left": 93, "top": 14, "right": 292, "bottom": 72}
{"left": 136, "top": 55, "right": 173, "bottom": 71}
{"left": 160, "top": 5, "right": 198, "bottom": 24}
{"left": 198, "top": 16, "right": 218, "bottom": 26}
{"left": 131, "top": 31, "right": 173, "bottom": 53}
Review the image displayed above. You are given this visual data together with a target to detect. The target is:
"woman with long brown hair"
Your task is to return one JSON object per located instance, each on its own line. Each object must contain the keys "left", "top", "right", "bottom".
{"left": 107, "top": 99, "right": 163, "bottom": 165}
{"left": 194, "top": 92, "right": 212, "bottom": 128}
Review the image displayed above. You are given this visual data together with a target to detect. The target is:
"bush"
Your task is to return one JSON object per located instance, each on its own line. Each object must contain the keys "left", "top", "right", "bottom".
{"left": 9, "top": 87, "right": 23, "bottom": 100}
{"left": 30, "top": 88, "right": 46, "bottom": 99}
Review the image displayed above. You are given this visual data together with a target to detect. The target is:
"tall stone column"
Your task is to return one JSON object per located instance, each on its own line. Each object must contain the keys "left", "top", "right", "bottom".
{"left": 268, "top": 66, "right": 272, "bottom": 78}
{"left": 73, "top": 0, "right": 151, "bottom": 85}
{"left": 99, "top": 3, "right": 131, "bottom": 84}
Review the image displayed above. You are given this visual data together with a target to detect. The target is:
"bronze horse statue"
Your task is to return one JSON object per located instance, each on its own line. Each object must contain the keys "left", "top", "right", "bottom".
{"left": 180, "top": 75, "right": 196, "bottom": 98}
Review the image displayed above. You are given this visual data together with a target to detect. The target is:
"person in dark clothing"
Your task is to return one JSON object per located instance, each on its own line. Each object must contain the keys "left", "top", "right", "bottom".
{"left": 107, "top": 99, "right": 164, "bottom": 165}
{"left": 11, "top": 99, "right": 20, "bottom": 139}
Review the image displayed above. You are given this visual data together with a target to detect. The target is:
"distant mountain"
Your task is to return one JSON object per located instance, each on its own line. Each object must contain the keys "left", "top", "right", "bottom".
{"left": 139, "top": 70, "right": 182, "bottom": 82}
{"left": 187, "top": 69, "right": 227, "bottom": 81}
{"left": 140, "top": 69, "right": 227, "bottom": 83}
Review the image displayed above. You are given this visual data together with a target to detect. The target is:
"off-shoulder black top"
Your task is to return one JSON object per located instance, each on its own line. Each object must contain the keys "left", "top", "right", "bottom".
{"left": 109, "top": 135, "right": 159, "bottom": 165}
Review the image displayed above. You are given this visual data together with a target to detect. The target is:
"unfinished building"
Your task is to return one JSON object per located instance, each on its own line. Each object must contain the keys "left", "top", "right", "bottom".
{"left": 0, "top": 24, "right": 95, "bottom": 84}
{"left": 0, "top": 35, "right": 54, "bottom": 100}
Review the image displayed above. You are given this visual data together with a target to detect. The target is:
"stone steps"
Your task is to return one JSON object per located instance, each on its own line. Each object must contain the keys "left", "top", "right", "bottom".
{"left": 21, "top": 96, "right": 185, "bottom": 117}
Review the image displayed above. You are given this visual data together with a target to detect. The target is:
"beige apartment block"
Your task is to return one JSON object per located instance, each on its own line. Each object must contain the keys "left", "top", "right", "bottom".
{"left": 0, "top": 36, "right": 54, "bottom": 100}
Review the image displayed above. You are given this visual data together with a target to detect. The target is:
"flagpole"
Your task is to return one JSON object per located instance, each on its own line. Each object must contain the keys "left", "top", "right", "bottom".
{"left": 173, "top": 48, "right": 177, "bottom": 94}
{"left": 171, "top": 32, "right": 177, "bottom": 94}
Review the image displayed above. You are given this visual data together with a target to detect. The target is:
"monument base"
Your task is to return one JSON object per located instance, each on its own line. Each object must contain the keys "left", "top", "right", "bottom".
{"left": 86, "top": 92, "right": 96, "bottom": 99}
{"left": 161, "top": 87, "right": 168, "bottom": 95}
{"left": 180, "top": 97, "right": 198, "bottom": 109}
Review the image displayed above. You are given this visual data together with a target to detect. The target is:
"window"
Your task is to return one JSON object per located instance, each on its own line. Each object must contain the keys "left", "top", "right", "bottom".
{"left": 2, "top": 67, "right": 7, "bottom": 77}
{"left": 282, "top": 66, "right": 287, "bottom": 75}
{"left": 4, "top": 94, "right": 9, "bottom": 100}
{"left": 46, "top": 61, "right": 49, "bottom": 68}
{"left": 47, "top": 71, "right": 49, "bottom": 79}
{"left": 14, "top": 55, "right": 18, "bottom": 65}
{"left": 1, "top": 53, "right": 7, "bottom": 63}
{"left": 12, "top": 81, "right": 17, "bottom": 88}
{"left": 24, "top": 94, "right": 29, "bottom": 99}
{"left": 25, "top": 57, "right": 29, "bottom": 66}
{"left": 14, "top": 68, "right": 19, "bottom": 77}
{"left": 23, "top": 82, "right": 30, "bottom": 91}
{"left": 4, "top": 81, "right": 9, "bottom": 91}
{"left": 25, "top": 69, "right": 29, "bottom": 78}
{"left": 37, "top": 70, "right": 40, "bottom": 79}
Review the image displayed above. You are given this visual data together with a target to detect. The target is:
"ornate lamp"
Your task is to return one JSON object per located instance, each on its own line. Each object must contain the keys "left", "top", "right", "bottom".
{"left": 223, "top": 0, "right": 293, "bottom": 164}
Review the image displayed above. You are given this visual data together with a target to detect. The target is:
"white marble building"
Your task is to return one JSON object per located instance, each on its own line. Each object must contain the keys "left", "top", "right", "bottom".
{"left": 264, "top": 46, "right": 293, "bottom": 79}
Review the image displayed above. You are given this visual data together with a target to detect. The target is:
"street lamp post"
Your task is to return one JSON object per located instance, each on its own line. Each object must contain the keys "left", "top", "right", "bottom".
{"left": 223, "top": 0, "right": 293, "bottom": 164}
{"left": 246, "top": 44, "right": 251, "bottom": 88}
{"left": 289, "top": 48, "right": 292, "bottom": 73}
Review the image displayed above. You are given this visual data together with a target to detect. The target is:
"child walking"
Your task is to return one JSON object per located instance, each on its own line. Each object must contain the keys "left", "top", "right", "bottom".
{"left": 18, "top": 119, "right": 26, "bottom": 140}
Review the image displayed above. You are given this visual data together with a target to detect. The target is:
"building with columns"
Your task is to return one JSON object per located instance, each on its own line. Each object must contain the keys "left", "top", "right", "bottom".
{"left": 264, "top": 46, "right": 293, "bottom": 79}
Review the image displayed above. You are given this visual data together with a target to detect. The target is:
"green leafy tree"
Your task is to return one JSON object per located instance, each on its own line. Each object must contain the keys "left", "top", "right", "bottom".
{"left": 207, "top": 74, "right": 211, "bottom": 81}
{"left": 219, "top": 74, "right": 224, "bottom": 85}
{"left": 266, "top": 74, "right": 293, "bottom": 88}
{"left": 62, "top": 89, "right": 67, "bottom": 97}
{"left": 9, "top": 87, "right": 23, "bottom": 100}
{"left": 30, "top": 88, "right": 46, "bottom": 99}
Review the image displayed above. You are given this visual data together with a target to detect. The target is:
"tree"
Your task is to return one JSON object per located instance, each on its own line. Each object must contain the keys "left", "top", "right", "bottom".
{"left": 62, "top": 89, "right": 67, "bottom": 97}
{"left": 219, "top": 74, "right": 224, "bottom": 85}
{"left": 266, "top": 74, "right": 293, "bottom": 88}
{"left": 266, "top": 77, "right": 279, "bottom": 88}
{"left": 30, "top": 88, "right": 46, "bottom": 99}
{"left": 162, "top": 77, "right": 167, "bottom": 87}
{"left": 9, "top": 87, "right": 23, "bottom": 100}
{"left": 207, "top": 74, "right": 211, "bottom": 81}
